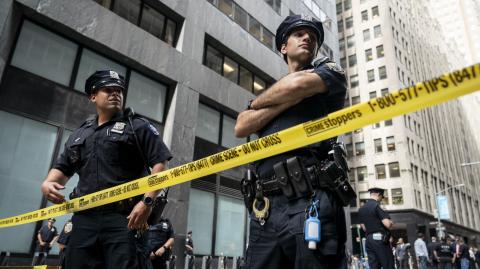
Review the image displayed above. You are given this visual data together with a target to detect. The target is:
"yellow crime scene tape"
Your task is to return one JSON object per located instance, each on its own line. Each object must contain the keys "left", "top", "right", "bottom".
{"left": 0, "top": 64, "right": 479, "bottom": 228}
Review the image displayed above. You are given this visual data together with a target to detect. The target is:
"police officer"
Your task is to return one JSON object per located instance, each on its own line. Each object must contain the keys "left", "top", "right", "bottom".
{"left": 235, "top": 14, "right": 349, "bottom": 268}
{"left": 57, "top": 219, "right": 73, "bottom": 269}
{"left": 33, "top": 218, "right": 59, "bottom": 265}
{"left": 148, "top": 217, "right": 175, "bottom": 269}
{"left": 358, "top": 187, "right": 394, "bottom": 269}
{"left": 185, "top": 230, "right": 194, "bottom": 269}
{"left": 41, "top": 70, "right": 172, "bottom": 269}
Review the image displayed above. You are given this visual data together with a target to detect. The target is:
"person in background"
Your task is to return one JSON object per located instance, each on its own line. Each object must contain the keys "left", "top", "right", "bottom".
{"left": 414, "top": 233, "right": 429, "bottom": 269}
{"left": 57, "top": 220, "right": 73, "bottom": 269}
{"left": 32, "top": 218, "right": 59, "bottom": 265}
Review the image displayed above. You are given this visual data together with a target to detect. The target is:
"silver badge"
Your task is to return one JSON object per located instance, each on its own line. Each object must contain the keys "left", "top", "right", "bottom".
{"left": 110, "top": 71, "right": 120, "bottom": 80}
{"left": 111, "top": 122, "right": 126, "bottom": 134}
{"left": 162, "top": 222, "right": 168, "bottom": 229}
{"left": 301, "top": 14, "right": 313, "bottom": 21}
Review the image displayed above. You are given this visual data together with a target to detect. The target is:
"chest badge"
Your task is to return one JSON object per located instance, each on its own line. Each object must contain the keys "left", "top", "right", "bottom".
{"left": 111, "top": 122, "right": 126, "bottom": 134}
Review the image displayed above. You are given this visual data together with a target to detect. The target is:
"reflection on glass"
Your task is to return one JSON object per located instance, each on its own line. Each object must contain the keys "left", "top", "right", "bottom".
{"left": 223, "top": 56, "right": 239, "bottom": 83}
{"left": 113, "top": 0, "right": 141, "bottom": 25}
{"left": 196, "top": 104, "right": 221, "bottom": 144}
{"left": 239, "top": 66, "right": 253, "bottom": 91}
{"left": 222, "top": 115, "right": 245, "bottom": 148}
{"left": 187, "top": 189, "right": 215, "bottom": 255}
{"left": 205, "top": 45, "right": 223, "bottom": 75}
{"left": 214, "top": 195, "right": 245, "bottom": 256}
{"left": 253, "top": 76, "right": 266, "bottom": 95}
{"left": 140, "top": 5, "right": 165, "bottom": 39}
{"left": 11, "top": 21, "right": 77, "bottom": 86}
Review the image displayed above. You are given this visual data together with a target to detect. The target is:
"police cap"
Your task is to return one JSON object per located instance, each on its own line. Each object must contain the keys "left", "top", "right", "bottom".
{"left": 85, "top": 70, "right": 126, "bottom": 95}
{"left": 368, "top": 187, "right": 385, "bottom": 196}
{"left": 275, "top": 14, "right": 324, "bottom": 52}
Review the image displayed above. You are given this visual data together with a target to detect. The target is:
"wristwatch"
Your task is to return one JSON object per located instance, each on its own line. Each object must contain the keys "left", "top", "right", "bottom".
{"left": 142, "top": 196, "right": 154, "bottom": 207}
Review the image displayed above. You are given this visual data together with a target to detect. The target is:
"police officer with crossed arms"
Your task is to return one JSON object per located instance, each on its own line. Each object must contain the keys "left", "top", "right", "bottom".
{"left": 41, "top": 70, "right": 172, "bottom": 269}
{"left": 358, "top": 187, "right": 394, "bottom": 269}
{"left": 235, "top": 14, "right": 352, "bottom": 268}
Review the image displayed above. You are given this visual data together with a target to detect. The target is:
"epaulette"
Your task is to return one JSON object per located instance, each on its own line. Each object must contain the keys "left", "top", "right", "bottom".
{"left": 79, "top": 114, "right": 96, "bottom": 128}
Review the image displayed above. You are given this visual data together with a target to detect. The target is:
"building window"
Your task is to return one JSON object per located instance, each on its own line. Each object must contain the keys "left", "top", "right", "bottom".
{"left": 385, "top": 119, "right": 393, "bottom": 126}
{"left": 196, "top": 104, "right": 221, "bottom": 144}
{"left": 374, "top": 25, "right": 382, "bottom": 38}
{"left": 361, "top": 10, "right": 368, "bottom": 21}
{"left": 392, "top": 188, "right": 404, "bottom": 205}
{"left": 376, "top": 45, "right": 384, "bottom": 58}
{"left": 336, "top": 2, "right": 342, "bottom": 14}
{"left": 381, "top": 88, "right": 388, "bottom": 96}
{"left": 264, "top": 0, "right": 281, "bottom": 14}
{"left": 348, "top": 54, "right": 357, "bottom": 67}
{"left": 349, "top": 168, "right": 355, "bottom": 182}
{"left": 239, "top": 66, "right": 253, "bottom": 91}
{"left": 345, "top": 16, "right": 354, "bottom": 29}
{"left": 389, "top": 162, "right": 400, "bottom": 177}
{"left": 347, "top": 35, "right": 355, "bottom": 48}
{"left": 351, "top": 96, "right": 360, "bottom": 105}
{"left": 363, "top": 29, "right": 370, "bottom": 41}
{"left": 338, "top": 20, "right": 344, "bottom": 33}
{"left": 221, "top": 115, "right": 245, "bottom": 148}
{"left": 253, "top": 76, "right": 266, "bottom": 95}
{"left": 205, "top": 45, "right": 223, "bottom": 75}
{"left": 350, "top": 74, "right": 359, "bottom": 88}
{"left": 379, "top": 66, "right": 387, "bottom": 79}
{"left": 339, "top": 38, "right": 345, "bottom": 50}
{"left": 248, "top": 16, "right": 261, "bottom": 40}
{"left": 375, "top": 164, "right": 386, "bottom": 179}
{"left": 357, "top": 166, "right": 367, "bottom": 181}
{"left": 374, "top": 138, "right": 382, "bottom": 153}
{"left": 223, "top": 56, "right": 239, "bottom": 83}
{"left": 204, "top": 42, "right": 273, "bottom": 94}
{"left": 0, "top": 111, "right": 60, "bottom": 253}
{"left": 207, "top": 0, "right": 277, "bottom": 51}
{"left": 381, "top": 190, "right": 389, "bottom": 205}
{"left": 369, "top": 91, "right": 377, "bottom": 99}
{"left": 386, "top": 136, "right": 395, "bottom": 151}
{"left": 187, "top": 189, "right": 215, "bottom": 255}
{"left": 367, "top": 69, "right": 375, "bottom": 82}
{"left": 126, "top": 71, "right": 168, "bottom": 123}
{"left": 234, "top": 4, "right": 248, "bottom": 30}
{"left": 355, "top": 142, "right": 365, "bottom": 156}
{"left": 372, "top": 122, "right": 380, "bottom": 129}
{"left": 365, "top": 48, "right": 373, "bottom": 61}
{"left": 112, "top": 0, "right": 180, "bottom": 46}
{"left": 344, "top": 0, "right": 352, "bottom": 10}
{"left": 346, "top": 143, "right": 354, "bottom": 157}
{"left": 214, "top": 195, "right": 246, "bottom": 256}
{"left": 11, "top": 21, "right": 78, "bottom": 86}
{"left": 372, "top": 6, "right": 379, "bottom": 17}
{"left": 340, "top": 57, "right": 347, "bottom": 68}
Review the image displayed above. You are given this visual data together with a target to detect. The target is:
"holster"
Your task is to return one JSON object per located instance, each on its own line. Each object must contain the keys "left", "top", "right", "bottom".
{"left": 241, "top": 169, "right": 257, "bottom": 213}
{"left": 319, "top": 160, "right": 356, "bottom": 206}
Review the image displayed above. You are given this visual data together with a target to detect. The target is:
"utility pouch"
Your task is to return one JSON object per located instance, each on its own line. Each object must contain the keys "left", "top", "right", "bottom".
{"left": 273, "top": 162, "right": 296, "bottom": 199}
{"left": 241, "top": 169, "right": 257, "bottom": 213}
{"left": 286, "top": 157, "right": 313, "bottom": 197}
{"left": 321, "top": 161, "right": 356, "bottom": 206}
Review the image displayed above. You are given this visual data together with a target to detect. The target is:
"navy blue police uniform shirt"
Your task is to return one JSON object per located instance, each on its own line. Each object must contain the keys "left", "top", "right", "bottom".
{"left": 148, "top": 218, "right": 174, "bottom": 253}
{"left": 54, "top": 111, "right": 172, "bottom": 197}
{"left": 255, "top": 57, "right": 347, "bottom": 178}
{"left": 39, "top": 225, "right": 58, "bottom": 243}
{"left": 358, "top": 199, "right": 391, "bottom": 234}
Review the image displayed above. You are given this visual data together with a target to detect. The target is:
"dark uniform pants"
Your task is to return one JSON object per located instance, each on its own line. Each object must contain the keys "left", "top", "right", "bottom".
{"left": 65, "top": 211, "right": 138, "bottom": 269}
{"left": 245, "top": 191, "right": 347, "bottom": 269}
{"left": 365, "top": 235, "right": 394, "bottom": 269}
{"left": 150, "top": 257, "right": 167, "bottom": 269}
{"left": 438, "top": 260, "right": 453, "bottom": 269}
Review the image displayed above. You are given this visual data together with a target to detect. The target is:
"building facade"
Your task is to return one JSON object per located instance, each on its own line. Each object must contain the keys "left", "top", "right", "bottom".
{"left": 0, "top": 0, "right": 342, "bottom": 266}
{"left": 337, "top": 0, "right": 480, "bottom": 257}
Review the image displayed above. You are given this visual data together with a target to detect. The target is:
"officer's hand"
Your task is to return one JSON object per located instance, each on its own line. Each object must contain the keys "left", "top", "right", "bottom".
{"left": 150, "top": 252, "right": 156, "bottom": 260}
{"left": 39, "top": 242, "right": 46, "bottom": 246}
{"left": 126, "top": 201, "right": 152, "bottom": 230}
{"left": 41, "top": 181, "right": 65, "bottom": 204}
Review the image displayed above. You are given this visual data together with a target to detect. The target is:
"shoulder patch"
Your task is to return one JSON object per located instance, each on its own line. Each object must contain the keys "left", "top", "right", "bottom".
{"left": 148, "top": 124, "right": 160, "bottom": 136}
{"left": 324, "top": 61, "right": 345, "bottom": 75}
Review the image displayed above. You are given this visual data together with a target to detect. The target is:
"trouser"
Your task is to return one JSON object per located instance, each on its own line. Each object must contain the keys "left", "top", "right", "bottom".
{"left": 65, "top": 211, "right": 139, "bottom": 269}
{"left": 245, "top": 190, "right": 347, "bottom": 269}
{"left": 418, "top": 256, "right": 428, "bottom": 269}
{"left": 460, "top": 258, "right": 470, "bottom": 269}
{"left": 365, "top": 235, "right": 394, "bottom": 269}
{"left": 397, "top": 258, "right": 408, "bottom": 269}
{"left": 438, "top": 260, "right": 453, "bottom": 269}
{"left": 150, "top": 257, "right": 167, "bottom": 269}
{"left": 32, "top": 245, "right": 51, "bottom": 265}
